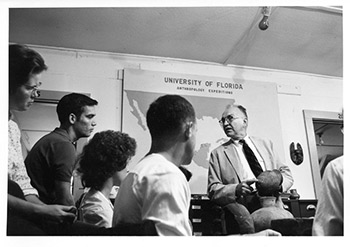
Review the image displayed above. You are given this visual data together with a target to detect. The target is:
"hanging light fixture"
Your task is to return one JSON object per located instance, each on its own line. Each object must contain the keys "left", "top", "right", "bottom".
{"left": 259, "top": 6, "right": 271, "bottom": 31}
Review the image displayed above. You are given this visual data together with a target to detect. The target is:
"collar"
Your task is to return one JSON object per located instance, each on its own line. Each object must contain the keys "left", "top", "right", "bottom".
{"left": 232, "top": 135, "right": 249, "bottom": 145}
{"left": 53, "top": 127, "right": 76, "bottom": 144}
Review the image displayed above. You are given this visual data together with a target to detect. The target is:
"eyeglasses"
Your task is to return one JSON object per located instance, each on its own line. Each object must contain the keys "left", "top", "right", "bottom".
{"left": 219, "top": 114, "right": 241, "bottom": 125}
{"left": 25, "top": 82, "right": 42, "bottom": 97}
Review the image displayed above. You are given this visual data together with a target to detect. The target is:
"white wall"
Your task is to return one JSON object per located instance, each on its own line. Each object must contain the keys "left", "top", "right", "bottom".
{"left": 33, "top": 45, "right": 343, "bottom": 200}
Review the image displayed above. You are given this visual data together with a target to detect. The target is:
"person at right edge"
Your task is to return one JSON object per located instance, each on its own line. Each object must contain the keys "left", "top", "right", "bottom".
{"left": 312, "top": 114, "right": 343, "bottom": 236}
{"left": 207, "top": 103, "right": 294, "bottom": 234}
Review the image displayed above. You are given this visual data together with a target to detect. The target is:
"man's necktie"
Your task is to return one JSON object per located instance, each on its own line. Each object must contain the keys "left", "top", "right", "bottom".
{"left": 240, "top": 139, "right": 263, "bottom": 177}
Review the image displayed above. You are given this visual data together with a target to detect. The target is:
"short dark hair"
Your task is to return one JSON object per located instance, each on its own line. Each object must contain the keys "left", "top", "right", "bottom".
{"left": 9, "top": 44, "right": 48, "bottom": 94}
{"left": 256, "top": 169, "right": 283, "bottom": 197}
{"left": 77, "top": 130, "right": 136, "bottom": 190}
{"left": 56, "top": 93, "right": 98, "bottom": 124}
{"left": 146, "top": 94, "right": 195, "bottom": 139}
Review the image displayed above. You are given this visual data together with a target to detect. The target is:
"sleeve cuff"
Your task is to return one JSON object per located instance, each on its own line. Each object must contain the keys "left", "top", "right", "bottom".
{"left": 22, "top": 187, "right": 39, "bottom": 197}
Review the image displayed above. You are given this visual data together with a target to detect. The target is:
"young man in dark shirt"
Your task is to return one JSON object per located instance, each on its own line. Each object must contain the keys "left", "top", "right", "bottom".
{"left": 25, "top": 93, "right": 98, "bottom": 206}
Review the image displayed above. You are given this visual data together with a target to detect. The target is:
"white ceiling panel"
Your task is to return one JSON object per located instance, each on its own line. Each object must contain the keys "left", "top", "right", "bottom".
{"left": 9, "top": 6, "right": 343, "bottom": 77}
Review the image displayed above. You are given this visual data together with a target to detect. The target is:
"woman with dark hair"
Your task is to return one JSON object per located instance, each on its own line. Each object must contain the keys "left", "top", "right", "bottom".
{"left": 8, "top": 44, "right": 77, "bottom": 235}
{"left": 76, "top": 130, "right": 136, "bottom": 228}
{"left": 9, "top": 44, "right": 47, "bottom": 199}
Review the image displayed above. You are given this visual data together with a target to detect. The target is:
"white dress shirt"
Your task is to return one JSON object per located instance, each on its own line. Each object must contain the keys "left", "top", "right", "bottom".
{"left": 232, "top": 136, "right": 266, "bottom": 181}
{"left": 312, "top": 156, "right": 343, "bottom": 236}
{"left": 112, "top": 153, "right": 192, "bottom": 236}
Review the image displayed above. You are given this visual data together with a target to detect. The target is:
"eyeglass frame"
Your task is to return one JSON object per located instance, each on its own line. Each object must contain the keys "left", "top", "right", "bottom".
{"left": 25, "top": 81, "right": 42, "bottom": 98}
{"left": 218, "top": 114, "right": 243, "bottom": 126}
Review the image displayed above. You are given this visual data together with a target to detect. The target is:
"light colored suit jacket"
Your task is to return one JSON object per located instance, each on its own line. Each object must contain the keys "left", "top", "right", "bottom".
{"left": 207, "top": 136, "right": 294, "bottom": 206}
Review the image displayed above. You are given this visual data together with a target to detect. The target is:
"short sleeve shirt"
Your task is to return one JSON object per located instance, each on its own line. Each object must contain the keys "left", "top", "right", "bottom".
{"left": 8, "top": 119, "right": 38, "bottom": 196}
{"left": 78, "top": 189, "right": 114, "bottom": 228}
{"left": 25, "top": 128, "right": 76, "bottom": 204}
{"left": 112, "top": 153, "right": 192, "bottom": 236}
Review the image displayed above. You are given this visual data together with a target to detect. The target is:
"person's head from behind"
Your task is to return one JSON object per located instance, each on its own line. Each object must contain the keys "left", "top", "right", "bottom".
{"left": 256, "top": 169, "right": 283, "bottom": 197}
{"left": 77, "top": 130, "right": 137, "bottom": 189}
{"left": 9, "top": 44, "right": 48, "bottom": 112}
{"left": 146, "top": 94, "right": 197, "bottom": 165}
{"left": 220, "top": 104, "right": 248, "bottom": 140}
{"left": 57, "top": 93, "right": 98, "bottom": 139}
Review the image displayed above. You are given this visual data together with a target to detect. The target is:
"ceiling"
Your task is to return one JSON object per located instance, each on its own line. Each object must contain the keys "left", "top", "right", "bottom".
{"left": 9, "top": 6, "right": 343, "bottom": 77}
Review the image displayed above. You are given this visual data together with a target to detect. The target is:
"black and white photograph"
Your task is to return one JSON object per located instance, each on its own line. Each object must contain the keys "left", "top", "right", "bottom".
{"left": 1, "top": 0, "right": 346, "bottom": 245}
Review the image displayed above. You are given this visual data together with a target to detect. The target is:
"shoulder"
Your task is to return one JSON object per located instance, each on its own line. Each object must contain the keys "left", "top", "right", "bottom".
{"left": 325, "top": 156, "right": 343, "bottom": 178}
{"left": 42, "top": 129, "right": 70, "bottom": 143}
{"left": 134, "top": 155, "right": 188, "bottom": 190}
{"left": 249, "top": 136, "right": 273, "bottom": 148}
{"left": 8, "top": 119, "right": 19, "bottom": 128}
{"left": 80, "top": 190, "right": 111, "bottom": 210}
{"left": 29, "top": 130, "right": 61, "bottom": 148}
{"left": 30, "top": 132, "right": 75, "bottom": 154}
{"left": 79, "top": 192, "right": 113, "bottom": 227}
{"left": 135, "top": 154, "right": 180, "bottom": 174}
{"left": 250, "top": 136, "right": 270, "bottom": 143}
{"left": 328, "top": 156, "right": 343, "bottom": 168}
{"left": 211, "top": 139, "right": 232, "bottom": 153}
{"left": 8, "top": 119, "right": 20, "bottom": 135}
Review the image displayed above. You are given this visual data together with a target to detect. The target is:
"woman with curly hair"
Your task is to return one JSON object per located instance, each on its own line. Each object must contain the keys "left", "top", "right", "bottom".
{"left": 76, "top": 130, "right": 136, "bottom": 228}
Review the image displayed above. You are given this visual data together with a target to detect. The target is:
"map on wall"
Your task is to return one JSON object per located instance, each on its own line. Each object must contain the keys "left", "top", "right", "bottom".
{"left": 122, "top": 69, "right": 283, "bottom": 194}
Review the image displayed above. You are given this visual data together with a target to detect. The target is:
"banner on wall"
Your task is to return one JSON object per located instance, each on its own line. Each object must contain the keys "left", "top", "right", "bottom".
{"left": 122, "top": 69, "right": 283, "bottom": 194}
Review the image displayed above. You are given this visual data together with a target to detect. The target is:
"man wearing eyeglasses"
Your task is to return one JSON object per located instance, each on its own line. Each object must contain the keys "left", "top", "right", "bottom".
{"left": 207, "top": 104, "right": 294, "bottom": 234}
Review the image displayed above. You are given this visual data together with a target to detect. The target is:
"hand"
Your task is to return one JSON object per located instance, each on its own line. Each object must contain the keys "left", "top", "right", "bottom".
{"left": 236, "top": 178, "right": 258, "bottom": 197}
{"left": 42, "top": 205, "right": 77, "bottom": 224}
{"left": 246, "top": 229, "right": 282, "bottom": 236}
